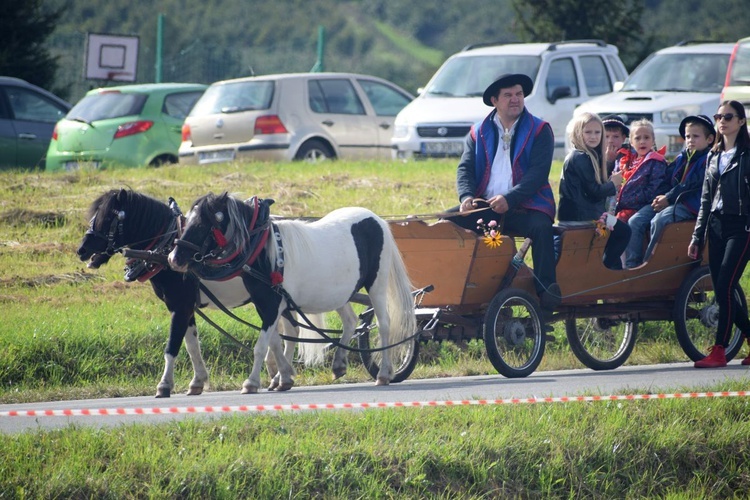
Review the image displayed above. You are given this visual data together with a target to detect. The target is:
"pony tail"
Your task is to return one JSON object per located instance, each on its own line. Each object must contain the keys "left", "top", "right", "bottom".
{"left": 383, "top": 225, "right": 417, "bottom": 344}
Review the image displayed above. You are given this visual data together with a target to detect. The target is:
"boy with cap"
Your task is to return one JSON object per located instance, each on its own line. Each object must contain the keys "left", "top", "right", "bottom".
{"left": 602, "top": 114, "right": 630, "bottom": 176}
{"left": 643, "top": 114, "right": 715, "bottom": 260}
{"left": 451, "top": 73, "right": 560, "bottom": 318}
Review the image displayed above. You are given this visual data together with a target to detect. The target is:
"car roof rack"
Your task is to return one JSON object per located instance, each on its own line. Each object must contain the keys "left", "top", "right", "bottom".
{"left": 461, "top": 40, "right": 517, "bottom": 52}
{"left": 675, "top": 39, "right": 729, "bottom": 46}
{"left": 547, "top": 39, "right": 607, "bottom": 50}
{"left": 462, "top": 39, "right": 608, "bottom": 52}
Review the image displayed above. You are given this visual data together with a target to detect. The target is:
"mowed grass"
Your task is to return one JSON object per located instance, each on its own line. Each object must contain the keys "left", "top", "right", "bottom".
{"left": 2, "top": 160, "right": 750, "bottom": 497}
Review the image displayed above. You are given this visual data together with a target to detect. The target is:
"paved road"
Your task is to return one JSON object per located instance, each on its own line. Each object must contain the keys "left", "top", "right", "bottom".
{"left": 1, "top": 362, "right": 749, "bottom": 434}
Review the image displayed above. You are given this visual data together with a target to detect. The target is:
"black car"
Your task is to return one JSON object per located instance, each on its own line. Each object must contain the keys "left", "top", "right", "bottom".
{"left": 0, "top": 77, "right": 71, "bottom": 169}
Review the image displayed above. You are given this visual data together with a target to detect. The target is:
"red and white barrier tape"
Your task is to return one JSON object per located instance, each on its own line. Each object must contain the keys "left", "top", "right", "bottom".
{"left": 2, "top": 391, "right": 748, "bottom": 418}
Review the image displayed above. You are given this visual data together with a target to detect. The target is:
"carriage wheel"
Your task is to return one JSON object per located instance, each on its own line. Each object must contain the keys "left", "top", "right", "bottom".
{"left": 483, "top": 288, "right": 545, "bottom": 378}
{"left": 565, "top": 317, "right": 637, "bottom": 370}
{"left": 673, "top": 266, "right": 744, "bottom": 362}
{"left": 357, "top": 312, "right": 420, "bottom": 383}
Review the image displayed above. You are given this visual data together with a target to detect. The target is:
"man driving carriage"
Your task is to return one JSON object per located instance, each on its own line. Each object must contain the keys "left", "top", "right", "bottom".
{"left": 447, "top": 73, "right": 561, "bottom": 320}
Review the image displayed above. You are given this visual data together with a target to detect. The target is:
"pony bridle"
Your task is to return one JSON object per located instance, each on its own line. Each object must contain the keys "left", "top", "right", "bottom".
{"left": 86, "top": 209, "right": 126, "bottom": 256}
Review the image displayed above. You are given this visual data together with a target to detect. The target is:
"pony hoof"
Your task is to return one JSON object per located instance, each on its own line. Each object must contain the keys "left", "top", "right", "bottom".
{"left": 241, "top": 385, "right": 259, "bottom": 394}
{"left": 332, "top": 368, "right": 347, "bottom": 380}
{"left": 186, "top": 387, "right": 203, "bottom": 396}
{"left": 277, "top": 382, "right": 294, "bottom": 392}
{"left": 267, "top": 381, "right": 279, "bottom": 391}
{"left": 155, "top": 388, "right": 171, "bottom": 398}
{"left": 375, "top": 377, "right": 390, "bottom": 386}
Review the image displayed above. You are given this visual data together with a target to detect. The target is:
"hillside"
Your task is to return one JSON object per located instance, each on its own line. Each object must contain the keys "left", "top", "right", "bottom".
{"left": 43, "top": 0, "right": 750, "bottom": 102}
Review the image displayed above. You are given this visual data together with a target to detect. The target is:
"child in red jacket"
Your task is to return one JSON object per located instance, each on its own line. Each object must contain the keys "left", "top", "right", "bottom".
{"left": 614, "top": 119, "right": 667, "bottom": 268}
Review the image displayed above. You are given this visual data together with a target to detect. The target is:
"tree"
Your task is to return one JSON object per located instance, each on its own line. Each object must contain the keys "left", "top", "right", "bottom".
{"left": 510, "top": 0, "right": 649, "bottom": 70}
{"left": 0, "top": 0, "right": 62, "bottom": 93}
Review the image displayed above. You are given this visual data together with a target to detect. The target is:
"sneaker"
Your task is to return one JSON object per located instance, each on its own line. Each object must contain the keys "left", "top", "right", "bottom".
{"left": 694, "top": 345, "right": 727, "bottom": 368}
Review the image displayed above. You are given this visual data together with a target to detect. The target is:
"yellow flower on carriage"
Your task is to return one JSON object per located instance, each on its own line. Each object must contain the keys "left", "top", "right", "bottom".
{"left": 594, "top": 219, "right": 609, "bottom": 239}
{"left": 476, "top": 219, "right": 503, "bottom": 249}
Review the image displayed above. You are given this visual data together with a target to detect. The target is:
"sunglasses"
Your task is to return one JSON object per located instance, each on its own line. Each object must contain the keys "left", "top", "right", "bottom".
{"left": 713, "top": 113, "right": 739, "bottom": 122}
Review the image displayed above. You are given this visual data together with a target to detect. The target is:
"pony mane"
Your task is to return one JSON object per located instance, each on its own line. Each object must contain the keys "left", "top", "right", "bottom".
{"left": 272, "top": 218, "right": 314, "bottom": 265}
{"left": 195, "top": 193, "right": 252, "bottom": 252}
{"left": 88, "top": 189, "right": 173, "bottom": 243}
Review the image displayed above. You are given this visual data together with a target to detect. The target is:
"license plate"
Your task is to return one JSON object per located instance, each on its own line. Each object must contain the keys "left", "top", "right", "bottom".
{"left": 63, "top": 160, "right": 101, "bottom": 171}
{"left": 198, "top": 149, "right": 235, "bottom": 164}
{"left": 420, "top": 141, "right": 464, "bottom": 156}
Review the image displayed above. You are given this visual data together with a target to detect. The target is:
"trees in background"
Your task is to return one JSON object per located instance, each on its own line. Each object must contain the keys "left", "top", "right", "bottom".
{"left": 0, "top": 0, "right": 64, "bottom": 96}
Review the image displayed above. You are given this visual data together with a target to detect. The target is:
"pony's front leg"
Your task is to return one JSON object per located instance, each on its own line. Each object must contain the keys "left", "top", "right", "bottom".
{"left": 157, "top": 310, "right": 207, "bottom": 397}
{"left": 332, "top": 304, "right": 358, "bottom": 379}
{"left": 243, "top": 320, "right": 295, "bottom": 393}
{"left": 268, "top": 317, "right": 298, "bottom": 390}
{"left": 267, "top": 328, "right": 295, "bottom": 391}
{"left": 183, "top": 321, "right": 209, "bottom": 395}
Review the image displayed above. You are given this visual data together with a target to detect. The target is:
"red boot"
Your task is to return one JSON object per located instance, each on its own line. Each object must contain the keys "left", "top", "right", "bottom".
{"left": 695, "top": 345, "right": 727, "bottom": 368}
{"left": 742, "top": 339, "right": 750, "bottom": 366}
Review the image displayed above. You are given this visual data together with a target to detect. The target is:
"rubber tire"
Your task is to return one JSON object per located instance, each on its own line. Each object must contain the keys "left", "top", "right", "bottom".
{"left": 294, "top": 139, "right": 334, "bottom": 162}
{"left": 673, "top": 265, "right": 744, "bottom": 362}
{"left": 357, "top": 314, "right": 420, "bottom": 384}
{"left": 483, "top": 288, "right": 545, "bottom": 378}
{"left": 565, "top": 317, "right": 637, "bottom": 370}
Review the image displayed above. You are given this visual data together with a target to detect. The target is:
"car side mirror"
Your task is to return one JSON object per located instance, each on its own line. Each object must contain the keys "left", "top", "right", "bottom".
{"left": 548, "top": 86, "right": 572, "bottom": 104}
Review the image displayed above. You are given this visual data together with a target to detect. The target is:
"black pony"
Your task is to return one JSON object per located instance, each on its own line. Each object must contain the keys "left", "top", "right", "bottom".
{"left": 78, "top": 189, "right": 306, "bottom": 397}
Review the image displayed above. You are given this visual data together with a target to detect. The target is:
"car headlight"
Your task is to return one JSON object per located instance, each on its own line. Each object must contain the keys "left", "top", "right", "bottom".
{"left": 392, "top": 125, "right": 409, "bottom": 138}
{"left": 661, "top": 105, "right": 700, "bottom": 123}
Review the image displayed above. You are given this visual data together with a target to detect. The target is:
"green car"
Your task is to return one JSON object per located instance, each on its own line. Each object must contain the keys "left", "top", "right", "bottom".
{"left": 46, "top": 83, "right": 206, "bottom": 171}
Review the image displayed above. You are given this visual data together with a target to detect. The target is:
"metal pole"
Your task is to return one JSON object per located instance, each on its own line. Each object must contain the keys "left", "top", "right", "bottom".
{"left": 155, "top": 13, "right": 164, "bottom": 83}
{"left": 311, "top": 25, "right": 325, "bottom": 72}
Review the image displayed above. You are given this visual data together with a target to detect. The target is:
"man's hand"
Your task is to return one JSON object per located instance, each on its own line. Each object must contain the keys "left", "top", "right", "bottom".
{"left": 651, "top": 195, "right": 669, "bottom": 212}
{"left": 488, "top": 195, "right": 509, "bottom": 214}
{"left": 460, "top": 197, "right": 476, "bottom": 212}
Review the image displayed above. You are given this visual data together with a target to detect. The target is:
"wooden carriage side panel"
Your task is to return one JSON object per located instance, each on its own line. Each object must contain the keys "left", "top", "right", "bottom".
{"left": 556, "top": 221, "right": 702, "bottom": 305}
{"left": 461, "top": 234, "right": 529, "bottom": 308}
{"left": 390, "top": 221, "right": 479, "bottom": 307}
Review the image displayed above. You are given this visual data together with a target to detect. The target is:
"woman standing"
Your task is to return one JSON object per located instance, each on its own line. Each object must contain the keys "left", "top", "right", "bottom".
{"left": 559, "top": 112, "right": 630, "bottom": 270}
{"left": 689, "top": 100, "right": 750, "bottom": 368}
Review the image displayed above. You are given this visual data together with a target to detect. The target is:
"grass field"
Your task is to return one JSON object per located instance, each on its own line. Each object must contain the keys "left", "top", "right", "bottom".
{"left": 1, "top": 160, "right": 749, "bottom": 497}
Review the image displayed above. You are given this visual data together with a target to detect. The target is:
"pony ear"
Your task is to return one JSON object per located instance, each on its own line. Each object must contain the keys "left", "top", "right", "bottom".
{"left": 117, "top": 188, "right": 128, "bottom": 204}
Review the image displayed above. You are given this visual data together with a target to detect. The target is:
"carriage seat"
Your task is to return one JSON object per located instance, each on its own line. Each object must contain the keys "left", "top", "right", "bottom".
{"left": 552, "top": 220, "right": 596, "bottom": 235}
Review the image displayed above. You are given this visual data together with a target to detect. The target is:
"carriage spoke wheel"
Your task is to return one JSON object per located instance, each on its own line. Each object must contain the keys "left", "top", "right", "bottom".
{"left": 357, "top": 312, "right": 420, "bottom": 384}
{"left": 483, "top": 289, "right": 545, "bottom": 378}
{"left": 673, "top": 266, "right": 744, "bottom": 362}
{"left": 565, "top": 316, "right": 637, "bottom": 370}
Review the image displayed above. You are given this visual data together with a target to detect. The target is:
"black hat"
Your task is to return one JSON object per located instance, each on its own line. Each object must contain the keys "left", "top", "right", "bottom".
{"left": 601, "top": 114, "right": 630, "bottom": 136}
{"left": 678, "top": 114, "right": 714, "bottom": 139}
{"left": 483, "top": 74, "right": 533, "bottom": 106}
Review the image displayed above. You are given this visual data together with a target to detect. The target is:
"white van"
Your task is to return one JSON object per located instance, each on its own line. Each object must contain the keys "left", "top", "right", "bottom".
{"left": 568, "top": 42, "right": 734, "bottom": 157}
{"left": 391, "top": 40, "right": 627, "bottom": 160}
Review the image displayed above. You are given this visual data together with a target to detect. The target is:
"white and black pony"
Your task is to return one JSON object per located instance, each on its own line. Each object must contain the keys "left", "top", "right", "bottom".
{"left": 77, "top": 189, "right": 333, "bottom": 397}
{"left": 168, "top": 192, "right": 417, "bottom": 393}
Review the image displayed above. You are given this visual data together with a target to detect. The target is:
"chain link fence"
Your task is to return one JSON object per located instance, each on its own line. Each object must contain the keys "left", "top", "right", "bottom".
{"left": 47, "top": 33, "right": 322, "bottom": 102}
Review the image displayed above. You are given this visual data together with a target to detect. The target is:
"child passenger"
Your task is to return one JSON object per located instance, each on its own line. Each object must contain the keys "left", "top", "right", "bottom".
{"left": 558, "top": 112, "right": 631, "bottom": 270}
{"left": 642, "top": 115, "right": 715, "bottom": 261}
{"left": 614, "top": 119, "right": 667, "bottom": 268}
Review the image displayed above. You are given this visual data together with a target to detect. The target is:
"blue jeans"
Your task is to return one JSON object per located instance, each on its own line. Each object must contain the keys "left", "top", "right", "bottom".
{"left": 643, "top": 203, "right": 694, "bottom": 261}
{"left": 625, "top": 205, "right": 656, "bottom": 268}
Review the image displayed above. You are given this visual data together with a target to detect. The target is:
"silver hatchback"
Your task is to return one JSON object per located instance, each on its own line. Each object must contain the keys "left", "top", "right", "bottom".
{"left": 179, "top": 72, "right": 413, "bottom": 164}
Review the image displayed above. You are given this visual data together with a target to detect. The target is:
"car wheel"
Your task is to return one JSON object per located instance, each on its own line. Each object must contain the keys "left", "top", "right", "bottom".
{"left": 149, "top": 155, "right": 177, "bottom": 167}
{"left": 295, "top": 140, "right": 334, "bottom": 162}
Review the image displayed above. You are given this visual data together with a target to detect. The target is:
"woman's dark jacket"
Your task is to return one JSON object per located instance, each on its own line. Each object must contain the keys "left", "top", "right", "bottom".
{"left": 691, "top": 146, "right": 750, "bottom": 247}
{"left": 558, "top": 149, "right": 617, "bottom": 221}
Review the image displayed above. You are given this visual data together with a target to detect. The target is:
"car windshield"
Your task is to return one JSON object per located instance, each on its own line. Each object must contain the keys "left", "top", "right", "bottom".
{"left": 424, "top": 55, "right": 540, "bottom": 97}
{"left": 621, "top": 52, "right": 730, "bottom": 93}
{"left": 190, "top": 81, "right": 274, "bottom": 115}
{"left": 67, "top": 92, "right": 147, "bottom": 122}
